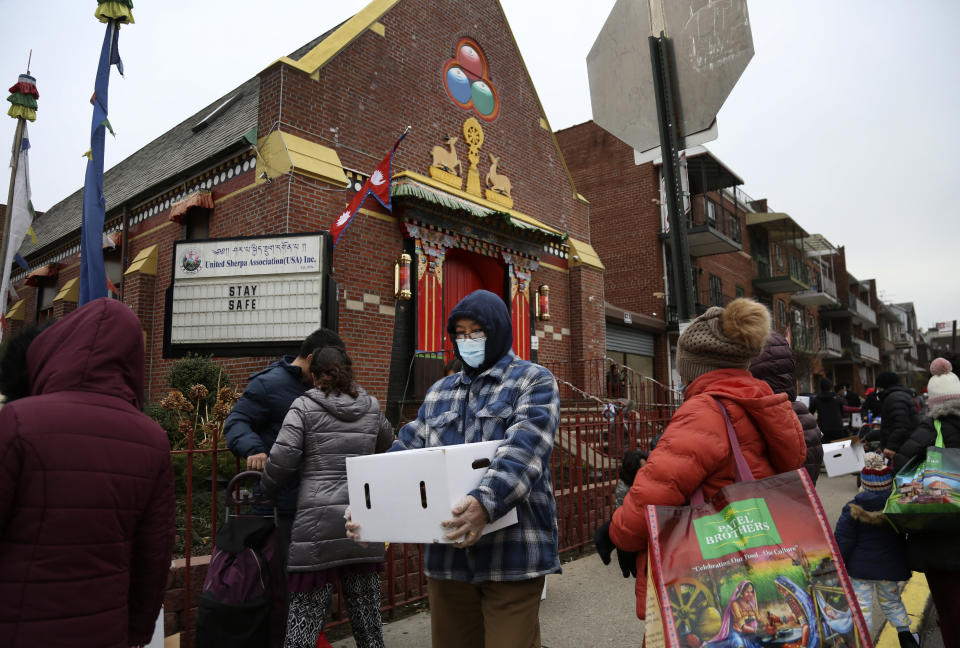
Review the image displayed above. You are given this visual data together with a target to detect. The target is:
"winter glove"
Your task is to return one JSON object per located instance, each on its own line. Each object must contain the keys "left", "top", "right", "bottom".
{"left": 616, "top": 547, "right": 638, "bottom": 578}
{"left": 593, "top": 520, "right": 615, "bottom": 565}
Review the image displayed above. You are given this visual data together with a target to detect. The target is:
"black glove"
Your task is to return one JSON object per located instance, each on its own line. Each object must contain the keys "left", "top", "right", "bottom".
{"left": 616, "top": 547, "right": 639, "bottom": 578}
{"left": 593, "top": 520, "right": 614, "bottom": 565}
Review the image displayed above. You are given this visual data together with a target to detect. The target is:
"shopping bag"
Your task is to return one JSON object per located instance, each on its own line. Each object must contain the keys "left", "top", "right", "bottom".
{"left": 644, "top": 399, "right": 871, "bottom": 648}
{"left": 883, "top": 420, "right": 960, "bottom": 531}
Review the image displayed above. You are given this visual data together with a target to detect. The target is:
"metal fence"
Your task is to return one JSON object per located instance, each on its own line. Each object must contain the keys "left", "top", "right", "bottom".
{"left": 169, "top": 359, "right": 678, "bottom": 645}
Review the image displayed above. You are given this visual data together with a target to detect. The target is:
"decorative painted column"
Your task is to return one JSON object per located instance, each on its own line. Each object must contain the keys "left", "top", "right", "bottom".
{"left": 502, "top": 253, "right": 538, "bottom": 361}
{"left": 404, "top": 224, "right": 455, "bottom": 353}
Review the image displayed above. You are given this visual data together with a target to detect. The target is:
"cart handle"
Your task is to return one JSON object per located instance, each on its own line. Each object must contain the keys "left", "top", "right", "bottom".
{"left": 225, "top": 470, "right": 276, "bottom": 507}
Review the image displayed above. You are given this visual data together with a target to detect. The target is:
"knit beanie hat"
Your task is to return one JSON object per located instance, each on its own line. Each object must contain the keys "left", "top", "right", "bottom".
{"left": 927, "top": 358, "right": 960, "bottom": 407}
{"left": 876, "top": 371, "right": 900, "bottom": 390}
{"left": 676, "top": 298, "right": 771, "bottom": 382}
{"left": 861, "top": 452, "right": 892, "bottom": 492}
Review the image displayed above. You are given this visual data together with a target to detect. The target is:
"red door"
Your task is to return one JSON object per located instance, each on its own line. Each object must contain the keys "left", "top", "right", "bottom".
{"left": 443, "top": 248, "right": 505, "bottom": 359}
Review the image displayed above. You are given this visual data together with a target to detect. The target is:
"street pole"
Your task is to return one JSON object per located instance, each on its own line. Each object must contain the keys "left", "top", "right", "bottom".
{"left": 649, "top": 33, "right": 695, "bottom": 321}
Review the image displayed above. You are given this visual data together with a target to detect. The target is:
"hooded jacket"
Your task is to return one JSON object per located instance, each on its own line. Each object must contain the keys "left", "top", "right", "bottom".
{"left": 262, "top": 386, "right": 393, "bottom": 571}
{"left": 808, "top": 389, "right": 845, "bottom": 438}
{"left": 394, "top": 289, "right": 561, "bottom": 582}
{"left": 610, "top": 368, "right": 806, "bottom": 619}
{"left": 833, "top": 489, "right": 911, "bottom": 582}
{"left": 0, "top": 299, "right": 174, "bottom": 647}
{"left": 892, "top": 399, "right": 960, "bottom": 572}
{"left": 879, "top": 384, "right": 920, "bottom": 452}
{"left": 748, "top": 333, "right": 824, "bottom": 483}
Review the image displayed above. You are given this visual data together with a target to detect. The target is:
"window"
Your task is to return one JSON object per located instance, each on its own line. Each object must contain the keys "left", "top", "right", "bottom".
{"left": 808, "top": 314, "right": 815, "bottom": 329}
{"left": 709, "top": 274, "right": 723, "bottom": 307}
{"left": 105, "top": 251, "right": 123, "bottom": 299}
{"left": 777, "top": 299, "right": 787, "bottom": 328}
{"left": 36, "top": 277, "right": 57, "bottom": 323}
{"left": 774, "top": 244, "right": 783, "bottom": 271}
{"left": 735, "top": 285, "right": 745, "bottom": 298}
{"left": 185, "top": 208, "right": 210, "bottom": 240}
{"left": 705, "top": 200, "right": 717, "bottom": 226}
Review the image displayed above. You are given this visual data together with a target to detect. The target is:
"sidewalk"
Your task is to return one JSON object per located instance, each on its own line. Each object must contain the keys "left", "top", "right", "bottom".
{"left": 331, "top": 552, "right": 640, "bottom": 648}
{"left": 330, "top": 474, "right": 933, "bottom": 648}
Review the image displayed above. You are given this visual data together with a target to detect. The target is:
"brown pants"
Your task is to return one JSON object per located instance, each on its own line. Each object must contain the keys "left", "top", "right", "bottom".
{"left": 428, "top": 576, "right": 546, "bottom": 648}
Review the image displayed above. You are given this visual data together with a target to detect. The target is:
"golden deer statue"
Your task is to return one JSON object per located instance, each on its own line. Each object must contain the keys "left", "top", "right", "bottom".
{"left": 430, "top": 136, "right": 461, "bottom": 175}
{"left": 485, "top": 154, "right": 512, "bottom": 197}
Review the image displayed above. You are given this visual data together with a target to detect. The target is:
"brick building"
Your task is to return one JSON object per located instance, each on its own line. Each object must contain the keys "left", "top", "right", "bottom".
{"left": 5, "top": 0, "right": 606, "bottom": 415}
{"left": 556, "top": 119, "right": 878, "bottom": 396}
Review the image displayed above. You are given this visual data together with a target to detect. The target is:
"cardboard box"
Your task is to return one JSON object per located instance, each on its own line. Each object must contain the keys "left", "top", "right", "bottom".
{"left": 346, "top": 440, "right": 519, "bottom": 543}
{"left": 822, "top": 437, "right": 865, "bottom": 477}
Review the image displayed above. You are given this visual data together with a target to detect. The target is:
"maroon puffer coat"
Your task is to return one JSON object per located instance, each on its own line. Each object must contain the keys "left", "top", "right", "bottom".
{"left": 749, "top": 332, "right": 823, "bottom": 483}
{"left": 0, "top": 298, "right": 174, "bottom": 647}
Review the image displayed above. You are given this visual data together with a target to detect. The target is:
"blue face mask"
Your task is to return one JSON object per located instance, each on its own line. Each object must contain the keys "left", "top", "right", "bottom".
{"left": 456, "top": 338, "right": 486, "bottom": 368}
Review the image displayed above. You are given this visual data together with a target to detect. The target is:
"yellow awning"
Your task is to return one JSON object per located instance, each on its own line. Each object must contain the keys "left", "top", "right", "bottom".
{"left": 125, "top": 245, "right": 159, "bottom": 277}
{"left": 6, "top": 299, "right": 25, "bottom": 321}
{"left": 53, "top": 277, "right": 79, "bottom": 304}
{"left": 256, "top": 130, "right": 349, "bottom": 187}
{"left": 567, "top": 237, "right": 604, "bottom": 270}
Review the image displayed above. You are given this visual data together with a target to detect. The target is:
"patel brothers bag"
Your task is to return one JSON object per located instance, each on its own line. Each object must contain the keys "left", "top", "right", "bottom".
{"left": 644, "top": 399, "right": 872, "bottom": 648}
{"left": 883, "top": 419, "right": 960, "bottom": 532}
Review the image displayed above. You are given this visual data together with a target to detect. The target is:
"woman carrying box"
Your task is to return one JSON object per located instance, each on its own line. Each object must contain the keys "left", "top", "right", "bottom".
{"left": 261, "top": 346, "right": 394, "bottom": 648}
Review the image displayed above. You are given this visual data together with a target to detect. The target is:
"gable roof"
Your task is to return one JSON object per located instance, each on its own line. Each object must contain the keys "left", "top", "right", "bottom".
{"left": 20, "top": 77, "right": 260, "bottom": 259}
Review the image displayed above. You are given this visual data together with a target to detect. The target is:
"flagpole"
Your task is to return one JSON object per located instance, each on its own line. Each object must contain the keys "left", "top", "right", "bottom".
{"left": 0, "top": 118, "right": 25, "bottom": 279}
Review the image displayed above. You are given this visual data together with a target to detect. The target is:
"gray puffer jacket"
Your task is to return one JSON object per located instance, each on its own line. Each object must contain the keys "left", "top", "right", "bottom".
{"left": 262, "top": 386, "right": 394, "bottom": 572}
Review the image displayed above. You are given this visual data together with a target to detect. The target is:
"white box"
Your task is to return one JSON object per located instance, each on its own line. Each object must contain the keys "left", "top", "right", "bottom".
{"left": 796, "top": 395, "right": 811, "bottom": 409}
{"left": 346, "top": 440, "right": 519, "bottom": 543}
{"left": 822, "top": 437, "right": 865, "bottom": 477}
{"left": 850, "top": 412, "right": 863, "bottom": 429}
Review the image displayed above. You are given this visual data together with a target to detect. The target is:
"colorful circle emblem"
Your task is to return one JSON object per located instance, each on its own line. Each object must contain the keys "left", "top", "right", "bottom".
{"left": 442, "top": 38, "right": 499, "bottom": 121}
{"left": 181, "top": 248, "right": 202, "bottom": 274}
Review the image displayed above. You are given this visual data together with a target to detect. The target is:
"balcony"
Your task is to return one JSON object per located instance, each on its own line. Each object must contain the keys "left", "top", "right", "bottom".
{"left": 852, "top": 337, "right": 881, "bottom": 364}
{"left": 894, "top": 333, "right": 914, "bottom": 350}
{"left": 790, "top": 325, "right": 819, "bottom": 355}
{"left": 821, "top": 329, "right": 843, "bottom": 358}
{"left": 663, "top": 195, "right": 743, "bottom": 257}
{"left": 849, "top": 295, "right": 877, "bottom": 328}
{"left": 752, "top": 252, "right": 810, "bottom": 294}
{"left": 791, "top": 274, "right": 840, "bottom": 307}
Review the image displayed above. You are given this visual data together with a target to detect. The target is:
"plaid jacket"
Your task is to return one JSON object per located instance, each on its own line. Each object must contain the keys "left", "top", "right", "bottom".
{"left": 392, "top": 351, "right": 561, "bottom": 582}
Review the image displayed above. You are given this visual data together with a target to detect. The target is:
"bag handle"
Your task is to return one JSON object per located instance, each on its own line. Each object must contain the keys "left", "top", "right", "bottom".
{"left": 935, "top": 419, "right": 945, "bottom": 449}
{"left": 690, "top": 397, "right": 755, "bottom": 506}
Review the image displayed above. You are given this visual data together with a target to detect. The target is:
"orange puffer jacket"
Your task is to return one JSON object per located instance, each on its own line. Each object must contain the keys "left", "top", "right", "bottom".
{"left": 610, "top": 368, "right": 806, "bottom": 619}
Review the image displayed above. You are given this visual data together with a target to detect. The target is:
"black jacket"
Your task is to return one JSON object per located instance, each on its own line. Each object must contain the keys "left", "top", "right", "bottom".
{"left": 879, "top": 385, "right": 920, "bottom": 452}
{"left": 861, "top": 391, "right": 881, "bottom": 420}
{"left": 809, "top": 391, "right": 844, "bottom": 437}
{"left": 747, "top": 334, "right": 823, "bottom": 483}
{"left": 834, "top": 489, "right": 911, "bottom": 582}
{"left": 892, "top": 401, "right": 960, "bottom": 572}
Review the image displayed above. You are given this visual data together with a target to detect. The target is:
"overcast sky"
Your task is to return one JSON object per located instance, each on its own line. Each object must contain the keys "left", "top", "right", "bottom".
{"left": 2, "top": 1, "right": 957, "bottom": 327}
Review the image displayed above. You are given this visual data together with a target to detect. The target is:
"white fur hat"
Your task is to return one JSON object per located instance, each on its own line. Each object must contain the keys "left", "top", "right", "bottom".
{"left": 927, "top": 358, "right": 960, "bottom": 407}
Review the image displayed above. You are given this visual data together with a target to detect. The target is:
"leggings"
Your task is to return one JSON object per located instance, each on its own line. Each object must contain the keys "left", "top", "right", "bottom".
{"left": 283, "top": 572, "right": 385, "bottom": 648}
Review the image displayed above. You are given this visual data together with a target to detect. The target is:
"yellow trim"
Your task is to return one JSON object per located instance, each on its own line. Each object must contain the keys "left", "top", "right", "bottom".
{"left": 538, "top": 261, "right": 569, "bottom": 274}
{"left": 53, "top": 277, "right": 79, "bottom": 304}
{"left": 130, "top": 220, "right": 175, "bottom": 244}
{"left": 369, "top": 21, "right": 386, "bottom": 37}
{"left": 567, "top": 237, "right": 605, "bottom": 270}
{"left": 256, "top": 130, "right": 349, "bottom": 187}
{"left": 576, "top": 193, "right": 590, "bottom": 204}
{"left": 358, "top": 207, "right": 399, "bottom": 224}
{"left": 394, "top": 170, "right": 565, "bottom": 237}
{"left": 265, "top": 0, "right": 401, "bottom": 78}
{"left": 214, "top": 182, "right": 259, "bottom": 205}
{"left": 539, "top": 117, "right": 550, "bottom": 131}
{"left": 125, "top": 245, "right": 159, "bottom": 277}
{"left": 6, "top": 299, "right": 25, "bottom": 321}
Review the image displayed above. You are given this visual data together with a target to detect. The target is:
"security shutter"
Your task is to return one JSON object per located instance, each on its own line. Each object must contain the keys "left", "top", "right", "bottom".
{"left": 606, "top": 324, "right": 655, "bottom": 357}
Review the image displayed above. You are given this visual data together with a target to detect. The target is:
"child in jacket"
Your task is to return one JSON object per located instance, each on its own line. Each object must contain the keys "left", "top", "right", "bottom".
{"left": 834, "top": 453, "right": 918, "bottom": 648}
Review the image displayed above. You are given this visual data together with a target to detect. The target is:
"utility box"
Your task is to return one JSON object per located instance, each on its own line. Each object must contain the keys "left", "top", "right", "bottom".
{"left": 346, "top": 440, "right": 519, "bottom": 544}
{"left": 822, "top": 437, "right": 866, "bottom": 477}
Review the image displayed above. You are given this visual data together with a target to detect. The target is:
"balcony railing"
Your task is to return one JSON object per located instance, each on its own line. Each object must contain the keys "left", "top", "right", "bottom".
{"left": 792, "top": 272, "right": 839, "bottom": 307}
{"left": 818, "top": 275, "right": 837, "bottom": 298}
{"left": 852, "top": 337, "right": 881, "bottom": 363}
{"left": 849, "top": 295, "right": 877, "bottom": 327}
{"left": 821, "top": 329, "right": 843, "bottom": 356}
{"left": 753, "top": 253, "right": 810, "bottom": 294}
{"left": 663, "top": 194, "right": 743, "bottom": 256}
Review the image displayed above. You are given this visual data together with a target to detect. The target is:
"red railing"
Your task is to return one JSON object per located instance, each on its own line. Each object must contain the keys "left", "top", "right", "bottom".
{"left": 170, "top": 359, "right": 678, "bottom": 644}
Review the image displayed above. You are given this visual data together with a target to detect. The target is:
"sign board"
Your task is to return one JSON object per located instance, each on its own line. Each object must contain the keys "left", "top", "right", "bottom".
{"left": 166, "top": 233, "right": 329, "bottom": 354}
{"left": 587, "top": 0, "right": 753, "bottom": 155}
